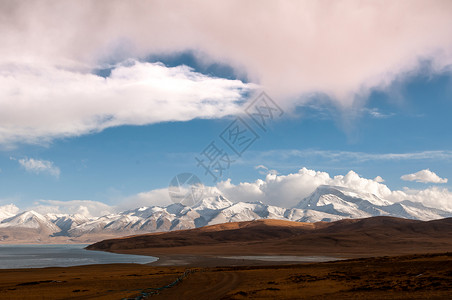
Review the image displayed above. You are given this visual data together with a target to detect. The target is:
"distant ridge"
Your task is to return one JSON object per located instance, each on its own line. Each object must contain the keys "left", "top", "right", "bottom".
{"left": 1, "top": 185, "right": 452, "bottom": 243}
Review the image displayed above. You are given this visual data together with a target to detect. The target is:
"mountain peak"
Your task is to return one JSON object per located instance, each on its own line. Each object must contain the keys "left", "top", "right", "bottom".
{"left": 192, "top": 194, "right": 233, "bottom": 210}
{"left": 0, "top": 210, "right": 60, "bottom": 232}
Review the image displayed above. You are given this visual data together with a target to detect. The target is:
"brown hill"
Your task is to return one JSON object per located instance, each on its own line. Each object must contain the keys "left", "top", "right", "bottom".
{"left": 86, "top": 216, "right": 452, "bottom": 258}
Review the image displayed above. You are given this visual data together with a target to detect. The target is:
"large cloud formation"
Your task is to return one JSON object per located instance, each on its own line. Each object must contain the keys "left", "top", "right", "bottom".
{"left": 217, "top": 168, "right": 392, "bottom": 208}
{"left": 0, "top": 61, "right": 251, "bottom": 145}
{"left": 1, "top": 0, "right": 452, "bottom": 145}
{"left": 217, "top": 168, "right": 452, "bottom": 210}
{"left": 108, "top": 168, "right": 452, "bottom": 211}
{"left": 10, "top": 168, "right": 451, "bottom": 214}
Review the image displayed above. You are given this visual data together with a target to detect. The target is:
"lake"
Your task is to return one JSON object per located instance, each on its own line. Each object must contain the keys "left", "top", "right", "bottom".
{"left": 219, "top": 255, "right": 343, "bottom": 262}
{"left": 0, "top": 244, "right": 157, "bottom": 269}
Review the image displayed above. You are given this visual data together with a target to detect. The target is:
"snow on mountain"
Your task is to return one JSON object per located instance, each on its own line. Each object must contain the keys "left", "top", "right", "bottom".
{"left": 191, "top": 195, "right": 234, "bottom": 226}
{"left": 46, "top": 213, "right": 90, "bottom": 235}
{"left": 381, "top": 200, "right": 450, "bottom": 221}
{"left": 0, "top": 210, "right": 60, "bottom": 233}
{"left": 296, "top": 185, "right": 452, "bottom": 221}
{"left": 1, "top": 184, "right": 451, "bottom": 242}
{"left": 208, "top": 201, "right": 268, "bottom": 225}
{"left": 284, "top": 208, "right": 344, "bottom": 223}
{"left": 337, "top": 186, "right": 392, "bottom": 206}
{"left": 297, "top": 185, "right": 380, "bottom": 218}
{"left": 193, "top": 195, "right": 233, "bottom": 211}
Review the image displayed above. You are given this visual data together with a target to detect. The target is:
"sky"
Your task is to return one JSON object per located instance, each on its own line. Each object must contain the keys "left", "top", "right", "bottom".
{"left": 1, "top": 0, "right": 452, "bottom": 216}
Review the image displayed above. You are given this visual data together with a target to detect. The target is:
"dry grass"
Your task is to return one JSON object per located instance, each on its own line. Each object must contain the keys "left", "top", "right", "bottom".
{"left": 0, "top": 253, "right": 450, "bottom": 299}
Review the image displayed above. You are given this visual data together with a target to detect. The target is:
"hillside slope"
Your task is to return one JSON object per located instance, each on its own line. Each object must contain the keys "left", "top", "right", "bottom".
{"left": 87, "top": 216, "right": 452, "bottom": 257}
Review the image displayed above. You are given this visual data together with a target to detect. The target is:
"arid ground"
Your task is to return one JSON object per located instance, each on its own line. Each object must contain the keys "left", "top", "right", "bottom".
{"left": 1, "top": 217, "right": 451, "bottom": 299}
{"left": 0, "top": 253, "right": 451, "bottom": 299}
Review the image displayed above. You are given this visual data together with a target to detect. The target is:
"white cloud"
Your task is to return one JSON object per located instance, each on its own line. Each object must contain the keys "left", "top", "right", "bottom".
{"left": 362, "top": 108, "right": 395, "bottom": 119}
{"left": 217, "top": 168, "right": 392, "bottom": 208}
{"left": 13, "top": 157, "right": 60, "bottom": 177}
{"left": 401, "top": 169, "right": 448, "bottom": 183}
{"left": 117, "top": 188, "right": 173, "bottom": 210}
{"left": 0, "top": 204, "right": 20, "bottom": 220}
{"left": 217, "top": 167, "right": 452, "bottom": 210}
{"left": 255, "top": 165, "right": 278, "bottom": 176}
{"left": 374, "top": 176, "right": 385, "bottom": 183}
{"left": 21, "top": 167, "right": 452, "bottom": 215}
{"left": 32, "top": 200, "right": 114, "bottom": 218}
{"left": 0, "top": 61, "right": 253, "bottom": 146}
{"left": 388, "top": 186, "right": 452, "bottom": 211}
{"left": 1, "top": 1, "right": 452, "bottom": 144}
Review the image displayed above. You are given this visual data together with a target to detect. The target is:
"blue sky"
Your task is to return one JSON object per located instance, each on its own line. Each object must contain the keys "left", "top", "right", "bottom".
{"left": 1, "top": 1, "right": 452, "bottom": 213}
{"left": 1, "top": 58, "right": 451, "bottom": 209}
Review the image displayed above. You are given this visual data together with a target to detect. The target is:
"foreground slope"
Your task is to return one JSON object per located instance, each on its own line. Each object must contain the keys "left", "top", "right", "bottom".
{"left": 1, "top": 253, "right": 451, "bottom": 299}
{"left": 87, "top": 216, "right": 452, "bottom": 257}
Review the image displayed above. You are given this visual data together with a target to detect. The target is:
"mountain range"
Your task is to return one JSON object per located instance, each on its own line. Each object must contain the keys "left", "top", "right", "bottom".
{"left": 1, "top": 185, "right": 451, "bottom": 243}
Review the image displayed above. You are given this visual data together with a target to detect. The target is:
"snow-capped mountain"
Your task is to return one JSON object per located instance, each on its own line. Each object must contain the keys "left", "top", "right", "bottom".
{"left": 296, "top": 185, "right": 451, "bottom": 220}
{"left": 0, "top": 210, "right": 60, "bottom": 232}
{"left": 46, "top": 213, "right": 91, "bottom": 235}
{"left": 1, "top": 186, "right": 451, "bottom": 243}
{"left": 0, "top": 210, "right": 61, "bottom": 242}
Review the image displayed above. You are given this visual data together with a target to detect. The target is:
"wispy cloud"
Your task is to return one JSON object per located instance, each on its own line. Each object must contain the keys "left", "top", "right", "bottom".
{"left": 12, "top": 157, "right": 60, "bottom": 178}
{"left": 254, "top": 165, "right": 278, "bottom": 175}
{"left": 250, "top": 149, "right": 452, "bottom": 164}
{"left": 32, "top": 200, "right": 114, "bottom": 217}
{"left": 117, "top": 188, "right": 172, "bottom": 210}
{"left": 362, "top": 108, "right": 395, "bottom": 119}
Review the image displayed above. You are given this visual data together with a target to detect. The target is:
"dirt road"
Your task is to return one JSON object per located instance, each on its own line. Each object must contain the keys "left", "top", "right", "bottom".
{"left": 161, "top": 270, "right": 241, "bottom": 300}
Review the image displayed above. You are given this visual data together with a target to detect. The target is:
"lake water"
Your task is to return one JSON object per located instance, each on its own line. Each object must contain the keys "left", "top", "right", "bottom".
{"left": 219, "top": 255, "right": 343, "bottom": 262}
{"left": 0, "top": 244, "right": 157, "bottom": 269}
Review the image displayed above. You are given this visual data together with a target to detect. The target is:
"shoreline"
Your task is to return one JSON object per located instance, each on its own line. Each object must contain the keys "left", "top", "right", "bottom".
{"left": 0, "top": 252, "right": 450, "bottom": 299}
{"left": 147, "top": 254, "right": 346, "bottom": 267}
{"left": 0, "top": 244, "right": 157, "bottom": 270}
